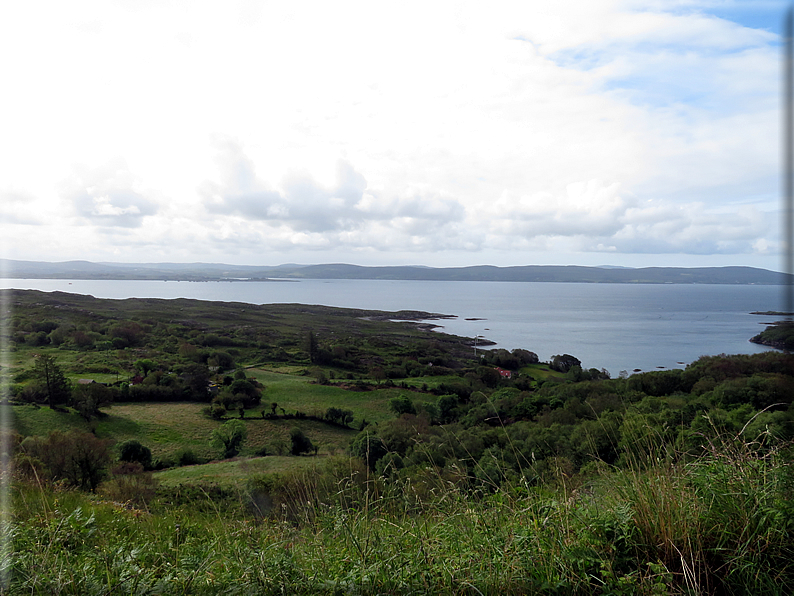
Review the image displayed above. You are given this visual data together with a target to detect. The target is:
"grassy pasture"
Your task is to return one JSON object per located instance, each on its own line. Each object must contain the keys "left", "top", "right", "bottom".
{"left": 519, "top": 363, "right": 564, "bottom": 381}
{"left": 154, "top": 455, "right": 320, "bottom": 488}
{"left": 9, "top": 404, "right": 90, "bottom": 438}
{"left": 251, "top": 368, "right": 409, "bottom": 424}
{"left": 96, "top": 402, "right": 218, "bottom": 461}
{"left": 11, "top": 399, "right": 359, "bottom": 464}
{"left": 399, "top": 374, "right": 468, "bottom": 390}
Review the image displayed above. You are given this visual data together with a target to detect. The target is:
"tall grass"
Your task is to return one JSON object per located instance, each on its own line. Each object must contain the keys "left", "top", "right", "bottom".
{"left": 5, "top": 429, "right": 794, "bottom": 594}
{"left": 1, "top": 284, "right": 13, "bottom": 593}
{"left": 599, "top": 417, "right": 794, "bottom": 594}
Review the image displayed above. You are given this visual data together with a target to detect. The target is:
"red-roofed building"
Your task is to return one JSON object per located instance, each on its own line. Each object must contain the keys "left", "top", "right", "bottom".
{"left": 495, "top": 367, "right": 512, "bottom": 379}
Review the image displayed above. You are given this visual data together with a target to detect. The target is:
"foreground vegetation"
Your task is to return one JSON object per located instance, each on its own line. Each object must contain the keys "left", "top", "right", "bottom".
{"left": 3, "top": 289, "right": 794, "bottom": 594}
{"left": 7, "top": 433, "right": 793, "bottom": 595}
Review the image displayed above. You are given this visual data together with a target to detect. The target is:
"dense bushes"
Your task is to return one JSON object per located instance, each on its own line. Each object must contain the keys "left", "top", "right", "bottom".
{"left": 118, "top": 439, "right": 153, "bottom": 470}
{"left": 18, "top": 430, "right": 112, "bottom": 491}
{"left": 350, "top": 352, "right": 794, "bottom": 492}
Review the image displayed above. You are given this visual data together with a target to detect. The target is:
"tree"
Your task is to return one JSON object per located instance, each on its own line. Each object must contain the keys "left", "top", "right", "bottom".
{"left": 110, "top": 322, "right": 144, "bottom": 347}
{"left": 350, "top": 430, "right": 389, "bottom": 470}
{"left": 388, "top": 394, "right": 416, "bottom": 416}
{"left": 134, "top": 359, "right": 157, "bottom": 376}
{"left": 370, "top": 366, "right": 386, "bottom": 384}
{"left": 325, "top": 407, "right": 354, "bottom": 426}
{"left": 476, "top": 366, "right": 500, "bottom": 388}
{"left": 206, "top": 402, "right": 226, "bottom": 420}
{"left": 229, "top": 379, "right": 261, "bottom": 407}
{"left": 70, "top": 382, "right": 112, "bottom": 421}
{"left": 312, "top": 369, "right": 328, "bottom": 385}
{"left": 512, "top": 349, "right": 539, "bottom": 365}
{"left": 550, "top": 354, "right": 582, "bottom": 373}
{"left": 32, "top": 354, "right": 71, "bottom": 409}
{"left": 289, "top": 427, "right": 313, "bottom": 455}
{"left": 437, "top": 394, "right": 459, "bottom": 424}
{"left": 307, "top": 331, "right": 319, "bottom": 363}
{"left": 180, "top": 363, "right": 211, "bottom": 400}
{"left": 118, "top": 439, "right": 153, "bottom": 470}
{"left": 22, "top": 430, "right": 111, "bottom": 491}
{"left": 210, "top": 419, "right": 247, "bottom": 458}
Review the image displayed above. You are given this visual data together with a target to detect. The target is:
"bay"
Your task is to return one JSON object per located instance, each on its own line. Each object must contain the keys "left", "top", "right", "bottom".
{"left": 2, "top": 278, "right": 781, "bottom": 375}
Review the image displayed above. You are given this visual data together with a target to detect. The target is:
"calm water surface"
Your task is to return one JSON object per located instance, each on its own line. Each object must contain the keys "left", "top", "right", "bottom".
{"left": 2, "top": 279, "right": 781, "bottom": 375}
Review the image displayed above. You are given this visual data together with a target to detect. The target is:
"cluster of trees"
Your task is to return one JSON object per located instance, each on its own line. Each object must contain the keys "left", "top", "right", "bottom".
{"left": 13, "top": 354, "right": 218, "bottom": 415}
{"left": 480, "top": 348, "right": 539, "bottom": 370}
{"left": 10, "top": 292, "right": 490, "bottom": 413}
{"left": 208, "top": 419, "right": 315, "bottom": 458}
{"left": 12, "top": 319, "right": 147, "bottom": 351}
{"left": 13, "top": 355, "right": 112, "bottom": 420}
{"left": 204, "top": 370, "right": 265, "bottom": 419}
{"left": 11, "top": 291, "right": 793, "bottom": 516}
{"left": 351, "top": 352, "right": 794, "bottom": 489}
{"left": 12, "top": 314, "right": 252, "bottom": 365}
{"left": 124, "top": 361, "right": 213, "bottom": 402}
{"left": 8, "top": 415, "right": 318, "bottom": 499}
{"left": 12, "top": 431, "right": 161, "bottom": 506}
{"left": 308, "top": 329, "right": 473, "bottom": 378}
{"left": 15, "top": 430, "right": 112, "bottom": 491}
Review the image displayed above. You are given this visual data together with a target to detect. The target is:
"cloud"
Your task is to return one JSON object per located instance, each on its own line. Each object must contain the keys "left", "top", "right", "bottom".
{"left": 194, "top": 133, "right": 776, "bottom": 258}
{"left": 201, "top": 139, "right": 362, "bottom": 231}
{"left": 606, "top": 201, "right": 771, "bottom": 254}
{"left": 467, "top": 178, "right": 774, "bottom": 256}
{"left": 0, "top": 2, "right": 782, "bottom": 268}
{"left": 0, "top": 190, "right": 42, "bottom": 224}
{"left": 200, "top": 140, "right": 467, "bottom": 235}
{"left": 63, "top": 159, "right": 159, "bottom": 228}
{"left": 484, "top": 180, "right": 632, "bottom": 238}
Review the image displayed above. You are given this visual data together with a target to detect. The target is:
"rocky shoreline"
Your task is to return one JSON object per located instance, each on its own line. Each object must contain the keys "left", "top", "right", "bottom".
{"left": 750, "top": 321, "right": 794, "bottom": 350}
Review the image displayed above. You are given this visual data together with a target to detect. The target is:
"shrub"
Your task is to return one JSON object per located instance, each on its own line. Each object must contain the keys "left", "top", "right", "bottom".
{"left": 289, "top": 427, "right": 313, "bottom": 456}
{"left": 20, "top": 430, "right": 111, "bottom": 491}
{"left": 202, "top": 403, "right": 227, "bottom": 420}
{"left": 388, "top": 395, "right": 416, "bottom": 416}
{"left": 118, "top": 440, "right": 153, "bottom": 470}
{"left": 175, "top": 448, "right": 201, "bottom": 466}
{"left": 211, "top": 419, "right": 247, "bottom": 458}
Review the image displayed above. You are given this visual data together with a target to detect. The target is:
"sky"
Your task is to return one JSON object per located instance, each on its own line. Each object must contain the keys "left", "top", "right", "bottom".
{"left": 0, "top": 0, "right": 789, "bottom": 269}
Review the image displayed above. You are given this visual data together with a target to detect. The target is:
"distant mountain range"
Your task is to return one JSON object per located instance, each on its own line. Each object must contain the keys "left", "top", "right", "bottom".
{"left": 1, "top": 259, "right": 790, "bottom": 284}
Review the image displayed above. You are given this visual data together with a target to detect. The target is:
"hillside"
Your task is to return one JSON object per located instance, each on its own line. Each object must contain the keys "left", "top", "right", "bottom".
{"left": 2, "top": 258, "right": 790, "bottom": 284}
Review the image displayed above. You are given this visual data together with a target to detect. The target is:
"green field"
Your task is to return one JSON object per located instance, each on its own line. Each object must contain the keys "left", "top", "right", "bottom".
{"left": 249, "top": 367, "right": 416, "bottom": 423}
{"left": 154, "top": 455, "right": 321, "bottom": 488}
{"left": 11, "top": 400, "right": 359, "bottom": 464}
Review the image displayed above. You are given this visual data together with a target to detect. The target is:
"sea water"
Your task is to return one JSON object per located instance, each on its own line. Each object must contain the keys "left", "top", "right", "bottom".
{"left": 1, "top": 278, "right": 781, "bottom": 375}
